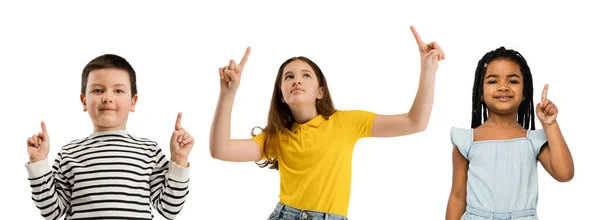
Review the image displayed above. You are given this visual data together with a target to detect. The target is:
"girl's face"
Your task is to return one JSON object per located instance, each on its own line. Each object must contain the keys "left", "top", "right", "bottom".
{"left": 280, "top": 59, "right": 323, "bottom": 106}
{"left": 482, "top": 59, "right": 524, "bottom": 115}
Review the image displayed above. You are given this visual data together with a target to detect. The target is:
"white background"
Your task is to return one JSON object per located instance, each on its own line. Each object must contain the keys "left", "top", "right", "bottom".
{"left": 1, "top": 0, "right": 598, "bottom": 219}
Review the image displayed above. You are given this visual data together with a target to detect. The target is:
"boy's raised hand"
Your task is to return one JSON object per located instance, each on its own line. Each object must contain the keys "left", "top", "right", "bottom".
{"left": 170, "top": 113, "right": 194, "bottom": 167}
{"left": 27, "top": 122, "right": 50, "bottom": 164}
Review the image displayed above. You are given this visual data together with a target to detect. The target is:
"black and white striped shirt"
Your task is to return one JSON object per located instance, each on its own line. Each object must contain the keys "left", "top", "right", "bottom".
{"left": 25, "top": 130, "right": 190, "bottom": 220}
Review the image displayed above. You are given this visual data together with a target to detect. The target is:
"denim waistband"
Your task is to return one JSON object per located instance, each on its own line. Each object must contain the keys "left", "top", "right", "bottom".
{"left": 273, "top": 202, "right": 348, "bottom": 220}
{"left": 466, "top": 206, "right": 536, "bottom": 219}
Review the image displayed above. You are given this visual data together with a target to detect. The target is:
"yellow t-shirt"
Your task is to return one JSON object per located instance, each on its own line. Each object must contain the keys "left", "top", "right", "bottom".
{"left": 252, "top": 110, "right": 376, "bottom": 216}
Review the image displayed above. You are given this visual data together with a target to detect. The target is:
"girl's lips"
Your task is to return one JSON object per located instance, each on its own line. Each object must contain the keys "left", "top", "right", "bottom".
{"left": 494, "top": 96, "right": 513, "bottom": 101}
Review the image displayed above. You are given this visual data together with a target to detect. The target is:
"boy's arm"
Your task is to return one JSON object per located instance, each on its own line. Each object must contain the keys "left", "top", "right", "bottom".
{"left": 26, "top": 153, "right": 72, "bottom": 220}
{"left": 149, "top": 147, "right": 190, "bottom": 220}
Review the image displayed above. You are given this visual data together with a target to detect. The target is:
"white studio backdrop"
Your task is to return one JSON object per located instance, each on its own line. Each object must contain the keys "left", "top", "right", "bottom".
{"left": 0, "top": 0, "right": 598, "bottom": 219}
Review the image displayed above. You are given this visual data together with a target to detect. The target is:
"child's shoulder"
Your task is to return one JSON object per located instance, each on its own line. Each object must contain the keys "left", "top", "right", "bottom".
{"left": 527, "top": 128, "right": 548, "bottom": 146}
{"left": 60, "top": 136, "right": 90, "bottom": 151}
{"left": 449, "top": 126, "right": 474, "bottom": 158}
{"left": 450, "top": 126, "right": 472, "bottom": 134}
{"left": 449, "top": 126, "right": 473, "bottom": 145}
{"left": 59, "top": 132, "right": 159, "bottom": 152}
{"left": 528, "top": 128, "right": 546, "bottom": 137}
{"left": 119, "top": 132, "right": 160, "bottom": 150}
{"left": 332, "top": 109, "right": 375, "bottom": 119}
{"left": 335, "top": 109, "right": 372, "bottom": 114}
{"left": 126, "top": 133, "right": 158, "bottom": 144}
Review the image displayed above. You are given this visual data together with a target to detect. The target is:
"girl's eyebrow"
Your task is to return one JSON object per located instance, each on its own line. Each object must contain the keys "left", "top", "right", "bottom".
{"left": 485, "top": 73, "right": 521, "bottom": 79}
{"left": 284, "top": 69, "right": 313, "bottom": 75}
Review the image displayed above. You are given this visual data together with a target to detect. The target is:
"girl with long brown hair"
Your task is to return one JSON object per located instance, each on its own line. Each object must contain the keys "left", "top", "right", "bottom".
{"left": 210, "top": 26, "right": 445, "bottom": 219}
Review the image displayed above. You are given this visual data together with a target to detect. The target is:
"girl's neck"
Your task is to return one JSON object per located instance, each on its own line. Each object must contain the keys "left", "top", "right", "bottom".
{"left": 289, "top": 104, "right": 318, "bottom": 124}
{"left": 483, "top": 112, "right": 521, "bottom": 128}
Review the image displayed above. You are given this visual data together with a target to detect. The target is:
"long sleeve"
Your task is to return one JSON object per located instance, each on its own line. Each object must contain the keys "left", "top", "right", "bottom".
{"left": 25, "top": 152, "right": 72, "bottom": 220}
{"left": 149, "top": 147, "right": 190, "bottom": 219}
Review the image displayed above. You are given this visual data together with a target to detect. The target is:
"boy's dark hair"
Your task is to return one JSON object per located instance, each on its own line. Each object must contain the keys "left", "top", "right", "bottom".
{"left": 81, "top": 54, "right": 137, "bottom": 96}
{"left": 471, "top": 46, "right": 536, "bottom": 130}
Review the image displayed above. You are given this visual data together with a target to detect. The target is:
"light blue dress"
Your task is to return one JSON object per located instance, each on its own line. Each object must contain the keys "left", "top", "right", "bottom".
{"left": 451, "top": 127, "right": 548, "bottom": 220}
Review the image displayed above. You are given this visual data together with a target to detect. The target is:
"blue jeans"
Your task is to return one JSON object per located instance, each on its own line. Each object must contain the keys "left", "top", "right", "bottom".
{"left": 461, "top": 206, "right": 538, "bottom": 220}
{"left": 268, "top": 202, "right": 348, "bottom": 220}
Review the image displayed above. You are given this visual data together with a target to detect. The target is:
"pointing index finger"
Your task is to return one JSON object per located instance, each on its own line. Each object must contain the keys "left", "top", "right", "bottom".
{"left": 239, "top": 47, "right": 251, "bottom": 68}
{"left": 41, "top": 121, "right": 47, "bottom": 134}
{"left": 410, "top": 26, "right": 425, "bottom": 47}
{"left": 175, "top": 112, "right": 182, "bottom": 130}
{"left": 541, "top": 84, "right": 549, "bottom": 101}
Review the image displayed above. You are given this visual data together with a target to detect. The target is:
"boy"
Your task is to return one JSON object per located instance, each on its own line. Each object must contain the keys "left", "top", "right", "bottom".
{"left": 25, "top": 54, "right": 193, "bottom": 220}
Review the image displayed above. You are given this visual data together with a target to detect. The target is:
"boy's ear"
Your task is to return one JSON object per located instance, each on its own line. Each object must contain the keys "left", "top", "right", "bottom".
{"left": 80, "top": 93, "right": 87, "bottom": 112}
{"left": 130, "top": 94, "right": 138, "bottom": 112}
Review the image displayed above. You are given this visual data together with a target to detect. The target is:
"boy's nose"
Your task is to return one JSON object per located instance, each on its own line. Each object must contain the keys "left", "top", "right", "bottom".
{"left": 101, "top": 94, "right": 113, "bottom": 103}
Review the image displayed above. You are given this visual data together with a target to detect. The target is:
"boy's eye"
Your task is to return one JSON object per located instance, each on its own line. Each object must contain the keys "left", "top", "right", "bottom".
{"left": 92, "top": 89, "right": 103, "bottom": 93}
{"left": 116, "top": 89, "right": 125, "bottom": 93}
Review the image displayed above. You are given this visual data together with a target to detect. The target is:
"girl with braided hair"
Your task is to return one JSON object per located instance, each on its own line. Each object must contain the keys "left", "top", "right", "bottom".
{"left": 445, "top": 47, "right": 575, "bottom": 220}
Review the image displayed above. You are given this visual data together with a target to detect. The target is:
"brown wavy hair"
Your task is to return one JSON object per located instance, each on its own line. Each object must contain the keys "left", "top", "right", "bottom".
{"left": 253, "top": 56, "right": 336, "bottom": 170}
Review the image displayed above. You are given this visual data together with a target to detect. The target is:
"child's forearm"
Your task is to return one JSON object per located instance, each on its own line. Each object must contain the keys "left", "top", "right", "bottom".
{"left": 152, "top": 161, "right": 190, "bottom": 219}
{"left": 542, "top": 121, "right": 575, "bottom": 181}
{"left": 26, "top": 159, "right": 70, "bottom": 220}
{"left": 445, "top": 196, "right": 466, "bottom": 220}
{"left": 407, "top": 70, "right": 436, "bottom": 130}
{"left": 209, "top": 92, "right": 236, "bottom": 158}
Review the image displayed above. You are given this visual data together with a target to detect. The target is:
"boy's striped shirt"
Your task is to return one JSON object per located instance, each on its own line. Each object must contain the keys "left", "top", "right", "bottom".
{"left": 26, "top": 130, "right": 189, "bottom": 220}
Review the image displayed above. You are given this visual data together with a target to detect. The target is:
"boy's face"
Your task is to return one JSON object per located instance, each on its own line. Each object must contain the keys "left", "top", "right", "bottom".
{"left": 80, "top": 68, "right": 138, "bottom": 132}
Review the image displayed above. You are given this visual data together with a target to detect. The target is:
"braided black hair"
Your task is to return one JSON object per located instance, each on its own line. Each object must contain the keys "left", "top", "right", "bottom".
{"left": 471, "top": 47, "right": 536, "bottom": 130}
